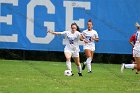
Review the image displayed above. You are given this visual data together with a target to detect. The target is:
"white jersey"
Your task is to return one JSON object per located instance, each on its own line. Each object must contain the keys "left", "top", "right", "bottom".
{"left": 60, "top": 31, "right": 81, "bottom": 52}
{"left": 133, "top": 31, "right": 140, "bottom": 51}
{"left": 82, "top": 29, "right": 99, "bottom": 47}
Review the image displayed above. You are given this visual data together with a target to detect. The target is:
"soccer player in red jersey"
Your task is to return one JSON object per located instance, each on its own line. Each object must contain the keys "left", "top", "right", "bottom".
{"left": 121, "top": 22, "right": 140, "bottom": 74}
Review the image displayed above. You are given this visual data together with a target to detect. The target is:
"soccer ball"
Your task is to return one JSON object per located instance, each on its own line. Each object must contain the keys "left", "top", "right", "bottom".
{"left": 64, "top": 70, "right": 72, "bottom": 76}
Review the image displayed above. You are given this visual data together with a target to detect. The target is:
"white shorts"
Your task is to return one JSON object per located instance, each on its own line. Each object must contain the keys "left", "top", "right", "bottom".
{"left": 64, "top": 47, "right": 79, "bottom": 57}
{"left": 83, "top": 44, "right": 95, "bottom": 51}
{"left": 133, "top": 49, "right": 140, "bottom": 57}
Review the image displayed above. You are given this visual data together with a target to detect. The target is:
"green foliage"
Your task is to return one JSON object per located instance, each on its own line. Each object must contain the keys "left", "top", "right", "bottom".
{"left": 0, "top": 60, "right": 140, "bottom": 93}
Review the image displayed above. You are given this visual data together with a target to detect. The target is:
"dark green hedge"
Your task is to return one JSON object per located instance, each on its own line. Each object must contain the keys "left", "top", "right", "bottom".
{"left": 0, "top": 49, "right": 133, "bottom": 64}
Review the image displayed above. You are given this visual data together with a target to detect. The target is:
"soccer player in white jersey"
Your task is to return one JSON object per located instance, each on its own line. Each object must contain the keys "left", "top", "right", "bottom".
{"left": 48, "top": 23, "right": 82, "bottom": 76}
{"left": 81, "top": 19, "right": 99, "bottom": 73}
{"left": 121, "top": 22, "right": 140, "bottom": 74}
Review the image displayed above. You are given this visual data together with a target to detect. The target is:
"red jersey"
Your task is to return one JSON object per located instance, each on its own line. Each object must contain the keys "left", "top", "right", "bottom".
{"left": 129, "top": 33, "right": 136, "bottom": 45}
{"left": 130, "top": 33, "right": 136, "bottom": 57}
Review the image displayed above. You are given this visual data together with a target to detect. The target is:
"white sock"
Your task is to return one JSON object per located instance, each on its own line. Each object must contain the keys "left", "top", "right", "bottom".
{"left": 66, "top": 61, "right": 72, "bottom": 71}
{"left": 124, "top": 64, "right": 134, "bottom": 69}
{"left": 86, "top": 57, "right": 92, "bottom": 72}
{"left": 84, "top": 61, "right": 87, "bottom": 65}
{"left": 77, "top": 65, "right": 82, "bottom": 73}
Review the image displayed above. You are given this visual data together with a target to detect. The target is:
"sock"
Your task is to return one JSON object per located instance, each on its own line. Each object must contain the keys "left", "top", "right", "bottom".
{"left": 84, "top": 61, "right": 87, "bottom": 65}
{"left": 66, "top": 61, "right": 72, "bottom": 71}
{"left": 77, "top": 65, "right": 82, "bottom": 73}
{"left": 86, "top": 57, "right": 92, "bottom": 72}
{"left": 124, "top": 64, "right": 135, "bottom": 69}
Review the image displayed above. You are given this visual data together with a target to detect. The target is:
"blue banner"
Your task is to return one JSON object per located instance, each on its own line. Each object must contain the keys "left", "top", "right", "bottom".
{"left": 0, "top": 0, "right": 140, "bottom": 54}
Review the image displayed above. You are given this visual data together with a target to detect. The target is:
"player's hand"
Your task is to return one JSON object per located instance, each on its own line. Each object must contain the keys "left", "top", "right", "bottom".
{"left": 91, "top": 36, "right": 97, "bottom": 42}
{"left": 135, "top": 22, "right": 139, "bottom": 27}
{"left": 83, "top": 39, "right": 89, "bottom": 43}
{"left": 91, "top": 36, "right": 95, "bottom": 41}
{"left": 48, "top": 30, "right": 53, "bottom": 34}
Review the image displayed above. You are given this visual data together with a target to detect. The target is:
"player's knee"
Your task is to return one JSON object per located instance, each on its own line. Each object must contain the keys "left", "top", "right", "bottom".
{"left": 66, "top": 58, "right": 71, "bottom": 62}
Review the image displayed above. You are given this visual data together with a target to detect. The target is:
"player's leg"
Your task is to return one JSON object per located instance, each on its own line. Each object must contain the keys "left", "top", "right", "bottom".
{"left": 132, "top": 57, "right": 139, "bottom": 74}
{"left": 131, "top": 57, "right": 136, "bottom": 70}
{"left": 131, "top": 57, "right": 136, "bottom": 64}
{"left": 64, "top": 52, "right": 72, "bottom": 71}
{"left": 136, "top": 57, "right": 140, "bottom": 72}
{"left": 72, "top": 52, "right": 82, "bottom": 76}
{"left": 73, "top": 57, "right": 82, "bottom": 76}
{"left": 121, "top": 49, "right": 137, "bottom": 73}
{"left": 91, "top": 51, "right": 94, "bottom": 59}
{"left": 121, "top": 59, "right": 137, "bottom": 73}
{"left": 121, "top": 57, "right": 138, "bottom": 74}
{"left": 123, "top": 64, "right": 135, "bottom": 69}
{"left": 134, "top": 51, "right": 140, "bottom": 74}
{"left": 82, "top": 49, "right": 90, "bottom": 70}
{"left": 90, "top": 51, "right": 94, "bottom": 72}
{"left": 84, "top": 49, "right": 92, "bottom": 73}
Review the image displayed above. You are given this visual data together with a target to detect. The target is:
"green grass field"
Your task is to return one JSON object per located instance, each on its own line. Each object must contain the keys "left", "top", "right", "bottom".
{"left": 0, "top": 60, "right": 140, "bottom": 93}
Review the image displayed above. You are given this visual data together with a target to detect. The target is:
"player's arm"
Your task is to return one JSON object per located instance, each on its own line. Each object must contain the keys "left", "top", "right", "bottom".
{"left": 92, "top": 32, "right": 99, "bottom": 42}
{"left": 93, "top": 37, "right": 99, "bottom": 42}
{"left": 80, "top": 33, "right": 84, "bottom": 41}
{"left": 80, "top": 33, "right": 88, "bottom": 43}
{"left": 48, "top": 30, "right": 63, "bottom": 35}
{"left": 129, "top": 41, "right": 134, "bottom": 47}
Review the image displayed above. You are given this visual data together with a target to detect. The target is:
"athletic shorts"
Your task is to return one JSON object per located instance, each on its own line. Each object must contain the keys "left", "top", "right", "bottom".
{"left": 133, "top": 49, "right": 140, "bottom": 57}
{"left": 83, "top": 44, "right": 95, "bottom": 51}
{"left": 64, "top": 46, "right": 79, "bottom": 57}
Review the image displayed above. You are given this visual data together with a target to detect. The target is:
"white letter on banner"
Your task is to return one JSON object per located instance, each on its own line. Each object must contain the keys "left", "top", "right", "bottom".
{"left": 27, "top": 0, "right": 55, "bottom": 44}
{"left": 63, "top": 1, "right": 91, "bottom": 45}
{"left": 0, "top": 0, "right": 18, "bottom": 42}
{"left": 63, "top": 1, "right": 90, "bottom": 30}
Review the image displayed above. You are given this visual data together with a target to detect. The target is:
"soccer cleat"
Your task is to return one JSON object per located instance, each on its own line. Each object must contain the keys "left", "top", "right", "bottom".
{"left": 71, "top": 71, "right": 74, "bottom": 76}
{"left": 71, "top": 73, "right": 74, "bottom": 76}
{"left": 136, "top": 72, "right": 139, "bottom": 74}
{"left": 78, "top": 73, "right": 83, "bottom": 76}
{"left": 121, "top": 63, "right": 125, "bottom": 73}
{"left": 88, "top": 71, "right": 92, "bottom": 73}
{"left": 82, "top": 62, "right": 86, "bottom": 70}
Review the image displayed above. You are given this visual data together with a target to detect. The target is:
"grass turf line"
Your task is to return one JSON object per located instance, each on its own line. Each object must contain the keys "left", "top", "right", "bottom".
{"left": 0, "top": 60, "right": 140, "bottom": 93}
